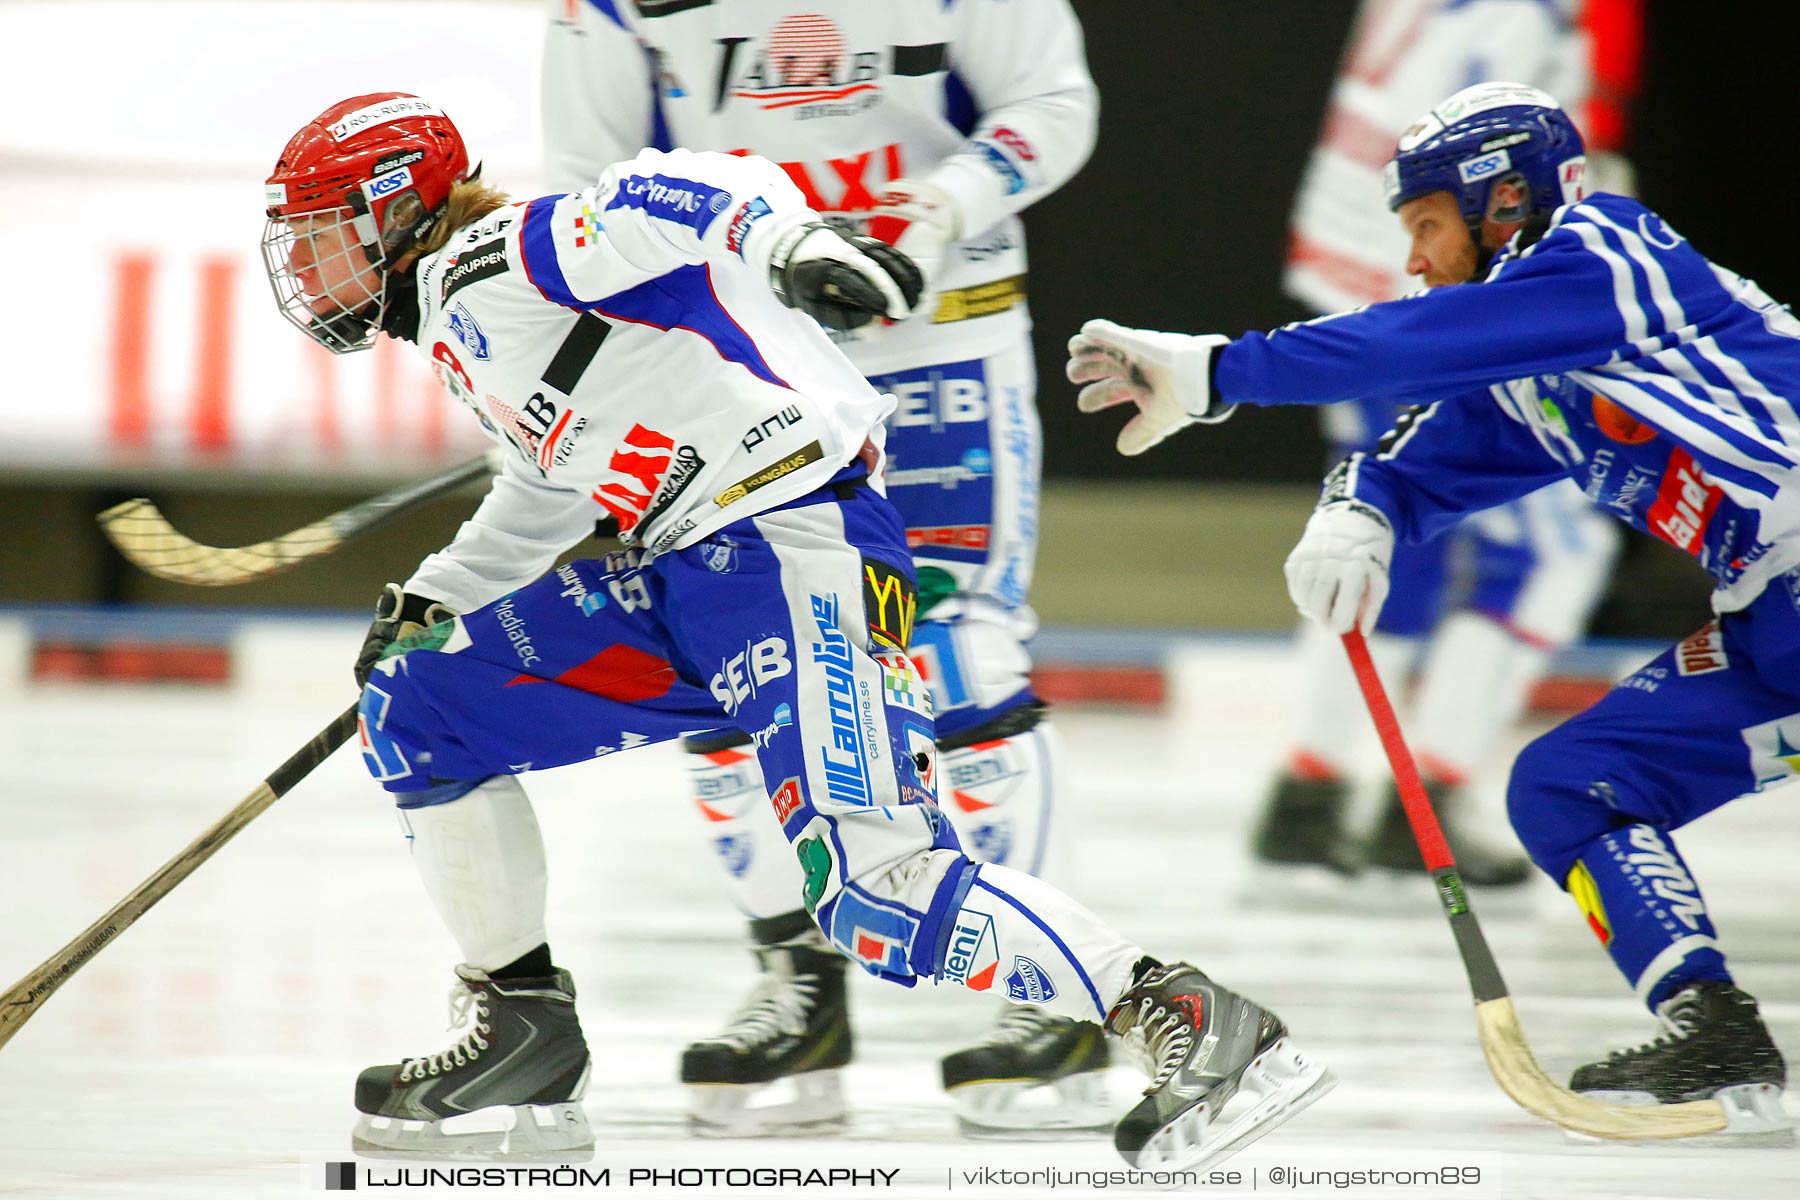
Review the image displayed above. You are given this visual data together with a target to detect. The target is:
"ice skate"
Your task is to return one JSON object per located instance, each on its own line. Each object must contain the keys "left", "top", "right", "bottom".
{"left": 1107, "top": 959, "right": 1334, "bottom": 1169}
{"left": 940, "top": 1005, "right": 1112, "bottom": 1137}
{"left": 680, "top": 933, "right": 851, "bottom": 1136}
{"left": 1571, "top": 981, "right": 1791, "bottom": 1138}
{"left": 1364, "top": 780, "right": 1530, "bottom": 888}
{"left": 1244, "top": 773, "right": 1360, "bottom": 906}
{"left": 352, "top": 965, "right": 593, "bottom": 1158}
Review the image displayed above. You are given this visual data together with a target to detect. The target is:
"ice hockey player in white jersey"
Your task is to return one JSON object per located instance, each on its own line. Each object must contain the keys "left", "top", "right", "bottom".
{"left": 261, "top": 91, "right": 1335, "bottom": 1165}
{"left": 1257, "top": 0, "right": 1631, "bottom": 895}
{"left": 1071, "top": 82, "right": 1791, "bottom": 1127}
{"left": 542, "top": 0, "right": 1106, "bottom": 1134}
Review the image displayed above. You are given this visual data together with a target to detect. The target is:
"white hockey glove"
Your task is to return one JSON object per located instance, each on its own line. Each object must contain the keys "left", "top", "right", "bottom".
{"left": 1284, "top": 500, "right": 1395, "bottom": 635}
{"left": 1066, "top": 319, "right": 1235, "bottom": 456}
{"left": 769, "top": 222, "right": 923, "bottom": 331}
{"left": 868, "top": 178, "right": 962, "bottom": 319}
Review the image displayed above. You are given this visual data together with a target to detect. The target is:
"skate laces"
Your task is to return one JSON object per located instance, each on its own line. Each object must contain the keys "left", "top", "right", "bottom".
{"left": 1114, "top": 990, "right": 1198, "bottom": 1093}
{"left": 398, "top": 980, "right": 493, "bottom": 1081}
{"left": 708, "top": 968, "right": 819, "bottom": 1051}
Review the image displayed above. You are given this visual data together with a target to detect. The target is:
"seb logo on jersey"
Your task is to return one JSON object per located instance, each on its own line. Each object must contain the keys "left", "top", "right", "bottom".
{"left": 1647, "top": 447, "right": 1723, "bottom": 556}
{"left": 710, "top": 14, "right": 945, "bottom": 117}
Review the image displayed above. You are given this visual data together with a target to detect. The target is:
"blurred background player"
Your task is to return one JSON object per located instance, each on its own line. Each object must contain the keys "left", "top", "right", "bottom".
{"left": 1070, "top": 80, "right": 1790, "bottom": 1133}
{"left": 1254, "top": 0, "right": 1641, "bottom": 889}
{"left": 542, "top": 0, "right": 1104, "bottom": 1135}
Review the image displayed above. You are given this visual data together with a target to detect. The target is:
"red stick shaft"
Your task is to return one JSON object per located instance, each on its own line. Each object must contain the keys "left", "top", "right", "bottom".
{"left": 1341, "top": 629, "right": 1456, "bottom": 873}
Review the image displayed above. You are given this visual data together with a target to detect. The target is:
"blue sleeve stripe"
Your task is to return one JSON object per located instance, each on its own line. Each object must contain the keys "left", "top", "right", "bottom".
{"left": 584, "top": 0, "right": 628, "bottom": 30}
{"left": 517, "top": 195, "right": 585, "bottom": 310}
{"left": 594, "top": 263, "right": 789, "bottom": 389}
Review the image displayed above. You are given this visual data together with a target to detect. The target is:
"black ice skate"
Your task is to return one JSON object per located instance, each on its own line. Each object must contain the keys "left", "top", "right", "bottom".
{"left": 680, "top": 932, "right": 851, "bottom": 1136}
{"left": 1571, "top": 981, "right": 1791, "bottom": 1135}
{"left": 940, "top": 1006, "right": 1112, "bottom": 1136}
{"left": 353, "top": 965, "right": 593, "bottom": 1157}
{"left": 1364, "top": 780, "right": 1530, "bottom": 887}
{"left": 1107, "top": 959, "right": 1333, "bottom": 1170}
{"left": 1251, "top": 774, "right": 1360, "bottom": 874}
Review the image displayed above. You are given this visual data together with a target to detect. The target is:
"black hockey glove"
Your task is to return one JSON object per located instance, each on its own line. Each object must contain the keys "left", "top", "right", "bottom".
{"left": 354, "top": 583, "right": 455, "bottom": 688}
{"left": 769, "top": 222, "right": 923, "bottom": 331}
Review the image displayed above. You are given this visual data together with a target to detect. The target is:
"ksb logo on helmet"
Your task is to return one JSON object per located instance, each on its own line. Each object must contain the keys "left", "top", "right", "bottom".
{"left": 366, "top": 165, "right": 415, "bottom": 200}
{"left": 1457, "top": 150, "right": 1510, "bottom": 184}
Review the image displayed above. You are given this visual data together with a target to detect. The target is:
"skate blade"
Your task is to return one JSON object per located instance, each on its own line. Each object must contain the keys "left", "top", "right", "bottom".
{"left": 1120, "top": 1037, "right": 1336, "bottom": 1172}
{"left": 351, "top": 1101, "right": 594, "bottom": 1160}
{"left": 686, "top": 1069, "right": 848, "bottom": 1138}
{"left": 1563, "top": 1083, "right": 1795, "bottom": 1146}
{"left": 1237, "top": 861, "right": 1360, "bottom": 911}
{"left": 949, "top": 1069, "right": 1114, "bottom": 1139}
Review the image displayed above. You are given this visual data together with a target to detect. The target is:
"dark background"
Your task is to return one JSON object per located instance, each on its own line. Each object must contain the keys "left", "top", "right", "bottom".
{"left": 1016, "top": 1, "right": 1797, "bottom": 635}
{"left": 1031, "top": 1, "right": 1796, "bottom": 482}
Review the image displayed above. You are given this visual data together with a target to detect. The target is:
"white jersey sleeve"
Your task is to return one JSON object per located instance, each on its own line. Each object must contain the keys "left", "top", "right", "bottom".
{"left": 404, "top": 452, "right": 599, "bottom": 613}
{"left": 926, "top": 0, "right": 1099, "bottom": 238}
{"left": 541, "top": 1, "right": 657, "bottom": 192}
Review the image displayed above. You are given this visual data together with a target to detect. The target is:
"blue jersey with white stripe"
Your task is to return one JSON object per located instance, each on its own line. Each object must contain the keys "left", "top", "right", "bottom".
{"left": 1216, "top": 194, "right": 1800, "bottom": 611}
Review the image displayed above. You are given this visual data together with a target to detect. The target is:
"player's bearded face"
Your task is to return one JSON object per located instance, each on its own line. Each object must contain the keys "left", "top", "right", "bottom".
{"left": 1399, "top": 192, "right": 1480, "bottom": 289}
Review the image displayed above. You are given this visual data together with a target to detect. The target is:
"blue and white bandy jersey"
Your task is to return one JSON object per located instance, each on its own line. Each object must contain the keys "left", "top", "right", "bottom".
{"left": 542, "top": 0, "right": 1098, "bottom": 371}
{"left": 402, "top": 147, "right": 894, "bottom": 614}
{"left": 1218, "top": 193, "right": 1800, "bottom": 614}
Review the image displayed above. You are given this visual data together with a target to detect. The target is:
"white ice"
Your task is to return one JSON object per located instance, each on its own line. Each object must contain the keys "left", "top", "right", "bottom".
{"left": 0, "top": 623, "right": 1794, "bottom": 1199}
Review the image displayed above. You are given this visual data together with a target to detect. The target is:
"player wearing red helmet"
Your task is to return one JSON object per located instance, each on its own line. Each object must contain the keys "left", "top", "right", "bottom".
{"left": 262, "top": 94, "right": 475, "bottom": 353}
{"left": 261, "top": 94, "right": 1333, "bottom": 1164}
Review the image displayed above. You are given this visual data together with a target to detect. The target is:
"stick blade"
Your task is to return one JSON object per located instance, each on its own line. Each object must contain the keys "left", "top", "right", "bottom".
{"left": 1475, "top": 997, "right": 1729, "bottom": 1139}
{"left": 97, "top": 499, "right": 339, "bottom": 586}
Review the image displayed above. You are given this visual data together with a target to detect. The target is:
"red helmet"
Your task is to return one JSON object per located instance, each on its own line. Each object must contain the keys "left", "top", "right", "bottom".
{"left": 261, "top": 93, "right": 472, "bottom": 353}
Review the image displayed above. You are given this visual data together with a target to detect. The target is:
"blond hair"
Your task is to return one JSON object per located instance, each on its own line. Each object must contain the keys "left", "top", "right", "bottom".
{"left": 414, "top": 178, "right": 512, "bottom": 257}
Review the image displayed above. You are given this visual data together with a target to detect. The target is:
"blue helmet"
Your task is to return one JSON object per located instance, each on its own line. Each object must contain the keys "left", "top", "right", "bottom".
{"left": 1384, "top": 82, "right": 1587, "bottom": 230}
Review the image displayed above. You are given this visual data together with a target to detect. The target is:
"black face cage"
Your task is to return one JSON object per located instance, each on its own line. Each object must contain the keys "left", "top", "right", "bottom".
{"left": 260, "top": 195, "right": 389, "bottom": 354}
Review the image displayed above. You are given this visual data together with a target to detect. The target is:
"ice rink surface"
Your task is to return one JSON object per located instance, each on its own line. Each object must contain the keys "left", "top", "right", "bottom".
{"left": 1, "top": 628, "right": 1794, "bottom": 1199}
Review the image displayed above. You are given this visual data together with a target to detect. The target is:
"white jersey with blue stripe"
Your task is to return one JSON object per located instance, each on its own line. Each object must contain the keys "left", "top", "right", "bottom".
{"left": 402, "top": 146, "right": 893, "bottom": 614}
{"left": 1217, "top": 193, "right": 1800, "bottom": 612}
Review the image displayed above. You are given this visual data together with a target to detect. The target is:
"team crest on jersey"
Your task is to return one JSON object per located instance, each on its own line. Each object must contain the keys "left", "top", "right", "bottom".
{"left": 1005, "top": 956, "right": 1057, "bottom": 1004}
{"left": 446, "top": 303, "right": 490, "bottom": 359}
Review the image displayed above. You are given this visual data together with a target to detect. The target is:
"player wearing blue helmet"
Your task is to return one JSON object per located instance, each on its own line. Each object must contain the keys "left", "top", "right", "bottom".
{"left": 1071, "top": 82, "right": 1792, "bottom": 1132}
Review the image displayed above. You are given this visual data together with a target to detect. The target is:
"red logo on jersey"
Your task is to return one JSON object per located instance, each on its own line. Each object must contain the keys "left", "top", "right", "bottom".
{"left": 1647, "top": 448, "right": 1722, "bottom": 555}
{"left": 991, "top": 127, "right": 1036, "bottom": 162}
{"left": 771, "top": 777, "right": 804, "bottom": 825}
{"left": 907, "top": 525, "right": 990, "bottom": 550}
{"left": 592, "top": 424, "right": 676, "bottom": 533}
{"left": 1676, "top": 621, "right": 1729, "bottom": 676}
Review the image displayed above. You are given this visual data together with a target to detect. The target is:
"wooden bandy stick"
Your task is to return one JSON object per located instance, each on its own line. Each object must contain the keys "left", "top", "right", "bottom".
{"left": 97, "top": 452, "right": 497, "bottom": 586}
{"left": 1341, "top": 628, "right": 1727, "bottom": 1139}
{"left": 0, "top": 704, "right": 359, "bottom": 1051}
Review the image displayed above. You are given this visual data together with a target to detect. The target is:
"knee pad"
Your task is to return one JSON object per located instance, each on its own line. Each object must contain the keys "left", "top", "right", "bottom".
{"left": 399, "top": 774, "right": 549, "bottom": 971}
{"left": 681, "top": 731, "right": 810, "bottom": 919}
{"left": 906, "top": 607, "right": 1037, "bottom": 737}
{"left": 937, "top": 703, "right": 1061, "bottom": 876}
